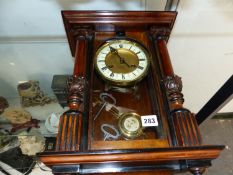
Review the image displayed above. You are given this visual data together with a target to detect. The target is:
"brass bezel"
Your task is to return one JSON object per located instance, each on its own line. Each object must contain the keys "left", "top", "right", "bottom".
{"left": 94, "top": 39, "right": 150, "bottom": 87}
{"left": 118, "top": 112, "right": 143, "bottom": 139}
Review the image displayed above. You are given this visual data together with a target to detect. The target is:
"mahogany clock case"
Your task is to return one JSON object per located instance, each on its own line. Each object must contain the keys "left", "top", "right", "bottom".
{"left": 61, "top": 11, "right": 179, "bottom": 150}
{"left": 38, "top": 11, "right": 224, "bottom": 175}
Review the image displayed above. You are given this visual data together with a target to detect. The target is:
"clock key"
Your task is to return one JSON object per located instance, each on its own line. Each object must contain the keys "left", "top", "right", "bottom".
{"left": 93, "top": 93, "right": 116, "bottom": 120}
{"left": 101, "top": 124, "right": 120, "bottom": 141}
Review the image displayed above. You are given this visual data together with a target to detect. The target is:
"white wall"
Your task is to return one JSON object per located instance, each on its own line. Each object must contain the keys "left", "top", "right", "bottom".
{"left": 0, "top": 0, "right": 146, "bottom": 38}
{"left": 167, "top": 0, "right": 233, "bottom": 113}
{"left": 0, "top": 42, "right": 73, "bottom": 97}
{"left": 0, "top": 0, "right": 232, "bottom": 113}
{"left": 0, "top": 0, "right": 147, "bottom": 98}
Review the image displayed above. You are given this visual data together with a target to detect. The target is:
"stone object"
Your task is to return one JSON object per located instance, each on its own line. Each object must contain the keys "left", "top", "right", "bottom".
{"left": 18, "top": 129, "right": 45, "bottom": 156}
{"left": 17, "top": 80, "right": 55, "bottom": 107}
{"left": 2, "top": 108, "right": 31, "bottom": 124}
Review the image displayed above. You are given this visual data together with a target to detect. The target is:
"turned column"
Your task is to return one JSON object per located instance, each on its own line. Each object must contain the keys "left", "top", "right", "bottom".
{"left": 157, "top": 40, "right": 202, "bottom": 147}
{"left": 158, "top": 40, "right": 205, "bottom": 174}
{"left": 55, "top": 27, "right": 93, "bottom": 152}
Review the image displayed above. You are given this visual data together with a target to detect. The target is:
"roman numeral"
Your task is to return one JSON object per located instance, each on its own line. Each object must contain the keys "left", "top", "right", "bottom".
{"left": 138, "top": 66, "right": 144, "bottom": 70}
{"left": 122, "top": 74, "right": 125, "bottom": 79}
{"left": 101, "top": 66, "right": 108, "bottom": 71}
{"left": 119, "top": 44, "right": 123, "bottom": 48}
{"left": 136, "top": 51, "right": 141, "bottom": 54}
{"left": 139, "top": 59, "right": 145, "bottom": 61}
{"left": 98, "top": 60, "right": 105, "bottom": 62}
{"left": 110, "top": 72, "right": 114, "bottom": 77}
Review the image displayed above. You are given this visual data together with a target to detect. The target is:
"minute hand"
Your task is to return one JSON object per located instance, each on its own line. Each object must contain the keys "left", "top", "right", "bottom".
{"left": 121, "top": 59, "right": 131, "bottom": 67}
{"left": 109, "top": 46, "right": 124, "bottom": 64}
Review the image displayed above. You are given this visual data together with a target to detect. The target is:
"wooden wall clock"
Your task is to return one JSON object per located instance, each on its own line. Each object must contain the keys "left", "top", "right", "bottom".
{"left": 38, "top": 11, "right": 224, "bottom": 175}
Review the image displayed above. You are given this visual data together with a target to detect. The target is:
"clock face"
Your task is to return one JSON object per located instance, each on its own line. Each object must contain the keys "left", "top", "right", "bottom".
{"left": 94, "top": 39, "right": 150, "bottom": 86}
{"left": 123, "top": 116, "right": 140, "bottom": 132}
{"left": 118, "top": 112, "right": 143, "bottom": 139}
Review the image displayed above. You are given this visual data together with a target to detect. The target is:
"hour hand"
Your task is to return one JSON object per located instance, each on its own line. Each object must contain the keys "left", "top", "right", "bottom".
{"left": 107, "top": 65, "right": 114, "bottom": 69}
{"left": 130, "top": 64, "right": 137, "bottom": 68}
{"left": 122, "top": 59, "right": 130, "bottom": 67}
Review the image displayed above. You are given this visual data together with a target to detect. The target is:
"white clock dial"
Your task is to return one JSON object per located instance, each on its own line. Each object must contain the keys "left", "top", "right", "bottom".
{"left": 124, "top": 117, "right": 140, "bottom": 132}
{"left": 95, "top": 39, "right": 150, "bottom": 86}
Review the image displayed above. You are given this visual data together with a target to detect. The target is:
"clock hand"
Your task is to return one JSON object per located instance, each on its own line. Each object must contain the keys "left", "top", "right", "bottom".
{"left": 107, "top": 65, "right": 114, "bottom": 68}
{"left": 109, "top": 46, "right": 117, "bottom": 53}
{"left": 121, "top": 59, "right": 131, "bottom": 67}
{"left": 130, "top": 64, "right": 137, "bottom": 68}
{"left": 122, "top": 59, "right": 138, "bottom": 69}
{"left": 109, "top": 46, "right": 136, "bottom": 68}
{"left": 109, "top": 46, "right": 124, "bottom": 64}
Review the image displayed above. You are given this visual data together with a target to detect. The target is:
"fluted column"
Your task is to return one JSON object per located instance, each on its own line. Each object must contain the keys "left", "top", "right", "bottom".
{"left": 55, "top": 26, "right": 93, "bottom": 152}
